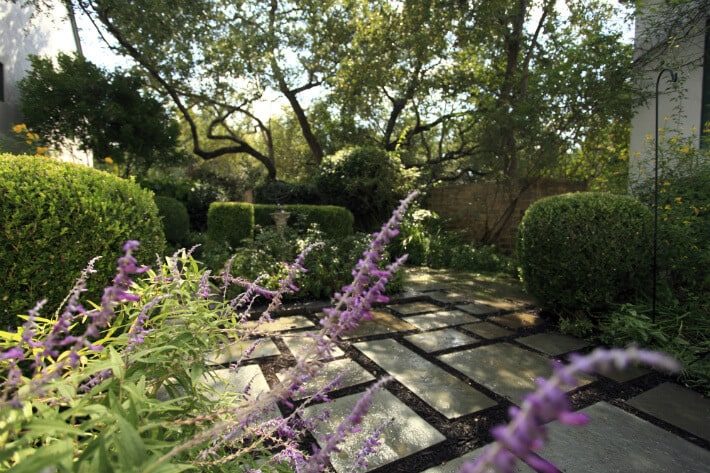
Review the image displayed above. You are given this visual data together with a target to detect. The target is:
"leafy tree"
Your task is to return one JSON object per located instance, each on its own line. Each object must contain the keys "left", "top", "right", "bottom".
{"left": 18, "top": 53, "right": 180, "bottom": 175}
{"left": 49, "top": 0, "right": 636, "bottom": 183}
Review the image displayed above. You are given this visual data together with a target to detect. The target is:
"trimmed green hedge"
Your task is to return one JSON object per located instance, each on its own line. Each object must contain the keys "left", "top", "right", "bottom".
{"left": 517, "top": 192, "right": 652, "bottom": 313}
{"left": 0, "top": 154, "right": 165, "bottom": 327}
{"left": 207, "top": 202, "right": 254, "bottom": 247}
{"left": 207, "top": 202, "right": 353, "bottom": 248}
{"left": 155, "top": 196, "right": 190, "bottom": 246}
{"left": 254, "top": 204, "right": 354, "bottom": 238}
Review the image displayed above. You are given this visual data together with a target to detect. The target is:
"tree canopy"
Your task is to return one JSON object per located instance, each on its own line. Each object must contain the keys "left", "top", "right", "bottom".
{"left": 18, "top": 53, "right": 180, "bottom": 174}
{"left": 40, "top": 0, "right": 639, "bottom": 183}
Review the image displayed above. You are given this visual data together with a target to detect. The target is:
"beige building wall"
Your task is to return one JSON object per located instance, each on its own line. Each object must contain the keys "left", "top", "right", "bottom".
{"left": 0, "top": 0, "right": 92, "bottom": 166}
{"left": 628, "top": 0, "right": 707, "bottom": 188}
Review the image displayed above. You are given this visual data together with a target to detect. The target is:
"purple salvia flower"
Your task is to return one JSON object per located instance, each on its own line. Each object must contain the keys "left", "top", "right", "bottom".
{"left": 319, "top": 192, "right": 418, "bottom": 344}
{"left": 460, "top": 347, "right": 680, "bottom": 473}
{"left": 126, "top": 295, "right": 166, "bottom": 350}
{"left": 353, "top": 417, "right": 393, "bottom": 471}
{"left": 197, "top": 270, "right": 212, "bottom": 299}
{"left": 303, "top": 377, "right": 392, "bottom": 473}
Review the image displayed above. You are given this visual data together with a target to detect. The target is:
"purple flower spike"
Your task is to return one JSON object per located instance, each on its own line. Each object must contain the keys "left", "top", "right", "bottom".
{"left": 460, "top": 347, "right": 680, "bottom": 473}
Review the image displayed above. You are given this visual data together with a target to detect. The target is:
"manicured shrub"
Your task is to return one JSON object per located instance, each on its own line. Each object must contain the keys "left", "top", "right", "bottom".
{"left": 315, "top": 146, "right": 411, "bottom": 230}
{"left": 254, "top": 204, "right": 354, "bottom": 238}
{"left": 154, "top": 196, "right": 190, "bottom": 246}
{"left": 0, "top": 154, "right": 165, "bottom": 327}
{"left": 207, "top": 202, "right": 254, "bottom": 247}
{"left": 255, "top": 179, "right": 321, "bottom": 204}
{"left": 517, "top": 192, "right": 653, "bottom": 313}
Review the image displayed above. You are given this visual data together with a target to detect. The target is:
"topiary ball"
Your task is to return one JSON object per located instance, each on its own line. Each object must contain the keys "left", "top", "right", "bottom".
{"left": 517, "top": 192, "right": 652, "bottom": 314}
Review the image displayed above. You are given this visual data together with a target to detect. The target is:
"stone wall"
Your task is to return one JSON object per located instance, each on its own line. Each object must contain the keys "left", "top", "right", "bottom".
{"left": 425, "top": 179, "right": 586, "bottom": 251}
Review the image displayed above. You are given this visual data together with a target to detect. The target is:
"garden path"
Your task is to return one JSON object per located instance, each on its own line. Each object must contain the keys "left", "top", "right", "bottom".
{"left": 209, "top": 268, "right": 710, "bottom": 472}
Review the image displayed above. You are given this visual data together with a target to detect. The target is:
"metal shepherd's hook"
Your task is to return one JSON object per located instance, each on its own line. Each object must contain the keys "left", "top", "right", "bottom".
{"left": 652, "top": 68, "right": 678, "bottom": 322}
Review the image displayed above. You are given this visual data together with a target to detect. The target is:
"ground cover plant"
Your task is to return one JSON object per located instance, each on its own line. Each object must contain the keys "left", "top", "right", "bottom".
{"left": 0, "top": 189, "right": 683, "bottom": 473}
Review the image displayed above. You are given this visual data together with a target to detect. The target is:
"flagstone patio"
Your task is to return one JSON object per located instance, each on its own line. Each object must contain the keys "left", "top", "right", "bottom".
{"left": 207, "top": 268, "right": 710, "bottom": 472}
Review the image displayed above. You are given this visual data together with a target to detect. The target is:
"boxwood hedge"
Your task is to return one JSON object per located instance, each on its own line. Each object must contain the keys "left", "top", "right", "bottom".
{"left": 0, "top": 154, "right": 165, "bottom": 328}
{"left": 517, "top": 192, "right": 653, "bottom": 313}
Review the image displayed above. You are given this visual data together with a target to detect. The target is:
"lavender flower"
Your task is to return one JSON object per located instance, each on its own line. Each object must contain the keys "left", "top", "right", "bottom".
{"left": 461, "top": 347, "right": 681, "bottom": 473}
{"left": 303, "top": 377, "right": 392, "bottom": 473}
{"left": 352, "top": 417, "right": 392, "bottom": 471}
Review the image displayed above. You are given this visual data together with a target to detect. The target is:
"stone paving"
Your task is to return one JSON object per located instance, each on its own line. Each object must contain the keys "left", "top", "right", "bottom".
{"left": 207, "top": 268, "right": 710, "bottom": 472}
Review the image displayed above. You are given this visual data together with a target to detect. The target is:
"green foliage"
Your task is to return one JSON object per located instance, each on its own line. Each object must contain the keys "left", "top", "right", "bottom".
{"left": 559, "top": 300, "right": 710, "bottom": 395}
{"left": 253, "top": 204, "right": 354, "bottom": 238}
{"left": 212, "top": 226, "right": 403, "bottom": 301}
{"left": 155, "top": 196, "right": 190, "bottom": 246}
{"left": 390, "top": 206, "right": 516, "bottom": 275}
{"left": 18, "top": 54, "right": 180, "bottom": 174}
{"left": 518, "top": 192, "right": 653, "bottom": 313}
{"left": 0, "top": 154, "right": 165, "bottom": 328}
{"left": 190, "top": 155, "right": 265, "bottom": 201}
{"left": 207, "top": 202, "right": 255, "bottom": 248}
{"left": 254, "top": 180, "right": 321, "bottom": 205}
{"left": 316, "top": 146, "right": 411, "bottom": 230}
{"left": 0, "top": 250, "right": 293, "bottom": 471}
{"left": 636, "top": 163, "right": 710, "bottom": 302}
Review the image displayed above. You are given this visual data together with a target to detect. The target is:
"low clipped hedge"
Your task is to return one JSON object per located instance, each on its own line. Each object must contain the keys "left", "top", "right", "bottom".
{"left": 0, "top": 154, "right": 165, "bottom": 328}
{"left": 207, "top": 202, "right": 254, "bottom": 247}
{"left": 207, "top": 202, "right": 353, "bottom": 247}
{"left": 253, "top": 204, "right": 354, "bottom": 238}
{"left": 155, "top": 196, "right": 190, "bottom": 246}
{"left": 517, "top": 192, "right": 653, "bottom": 313}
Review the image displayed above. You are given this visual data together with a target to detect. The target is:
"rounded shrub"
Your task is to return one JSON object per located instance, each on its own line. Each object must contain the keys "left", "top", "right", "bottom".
{"left": 315, "top": 146, "right": 411, "bottom": 230}
{"left": 0, "top": 154, "right": 165, "bottom": 327}
{"left": 517, "top": 192, "right": 653, "bottom": 313}
{"left": 155, "top": 196, "right": 190, "bottom": 246}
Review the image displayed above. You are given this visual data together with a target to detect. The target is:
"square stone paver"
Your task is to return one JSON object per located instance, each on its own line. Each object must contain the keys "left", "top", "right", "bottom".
{"left": 341, "top": 310, "right": 416, "bottom": 339}
{"left": 277, "top": 358, "right": 375, "bottom": 400}
{"left": 241, "top": 315, "right": 314, "bottom": 334}
{"left": 598, "top": 363, "right": 650, "bottom": 383}
{"left": 626, "top": 382, "right": 710, "bottom": 442}
{"left": 303, "top": 389, "right": 446, "bottom": 472}
{"left": 516, "top": 333, "right": 590, "bottom": 356}
{"left": 488, "top": 311, "right": 542, "bottom": 329}
{"left": 540, "top": 402, "right": 710, "bottom": 472}
{"left": 390, "top": 301, "right": 442, "bottom": 315}
{"left": 426, "top": 291, "right": 470, "bottom": 304}
{"left": 422, "top": 445, "right": 534, "bottom": 473}
{"left": 206, "top": 338, "right": 280, "bottom": 365}
{"left": 460, "top": 322, "right": 513, "bottom": 339}
{"left": 455, "top": 302, "right": 499, "bottom": 316}
{"left": 405, "top": 310, "right": 480, "bottom": 331}
{"left": 355, "top": 339, "right": 496, "bottom": 419}
{"left": 199, "top": 365, "right": 280, "bottom": 420}
{"left": 281, "top": 331, "right": 344, "bottom": 360}
{"left": 439, "top": 343, "right": 592, "bottom": 403}
{"left": 404, "top": 328, "right": 477, "bottom": 353}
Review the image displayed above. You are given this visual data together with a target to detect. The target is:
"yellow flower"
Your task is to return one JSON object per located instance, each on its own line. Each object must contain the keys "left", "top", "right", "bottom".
{"left": 12, "top": 123, "right": 28, "bottom": 134}
{"left": 663, "top": 204, "right": 672, "bottom": 210}
{"left": 35, "top": 146, "right": 49, "bottom": 155}
{"left": 104, "top": 157, "right": 114, "bottom": 164}
{"left": 674, "top": 197, "right": 683, "bottom": 204}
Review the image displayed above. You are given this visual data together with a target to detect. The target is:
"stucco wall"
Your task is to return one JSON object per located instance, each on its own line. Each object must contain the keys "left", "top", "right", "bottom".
{"left": 628, "top": 1, "right": 707, "bottom": 188}
{"left": 0, "top": 0, "right": 91, "bottom": 165}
